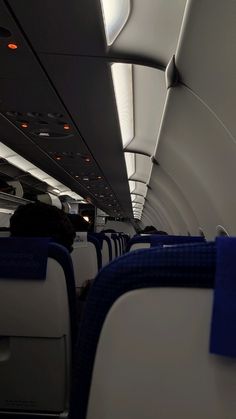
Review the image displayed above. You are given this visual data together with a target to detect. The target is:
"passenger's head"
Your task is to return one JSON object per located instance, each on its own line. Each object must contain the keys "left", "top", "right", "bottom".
{"left": 142, "top": 226, "right": 168, "bottom": 235}
{"left": 142, "top": 225, "right": 158, "bottom": 234}
{"left": 10, "top": 202, "right": 76, "bottom": 252}
{"left": 155, "top": 230, "right": 168, "bottom": 235}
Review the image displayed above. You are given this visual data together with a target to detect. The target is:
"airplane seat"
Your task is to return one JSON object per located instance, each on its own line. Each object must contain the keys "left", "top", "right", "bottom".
{"left": 70, "top": 240, "right": 230, "bottom": 419}
{"left": 111, "top": 233, "right": 120, "bottom": 257}
{"left": 126, "top": 234, "right": 205, "bottom": 252}
{"left": 118, "top": 233, "right": 126, "bottom": 254}
{"left": 119, "top": 233, "right": 125, "bottom": 253}
{"left": 72, "top": 233, "right": 102, "bottom": 290}
{"left": 90, "top": 233, "right": 112, "bottom": 266}
{"left": 123, "top": 234, "right": 130, "bottom": 249}
{"left": 0, "top": 231, "right": 10, "bottom": 237}
{"left": 116, "top": 234, "right": 123, "bottom": 256}
{"left": 103, "top": 233, "right": 118, "bottom": 260}
{"left": 111, "top": 233, "right": 121, "bottom": 257}
{"left": 0, "top": 237, "right": 76, "bottom": 417}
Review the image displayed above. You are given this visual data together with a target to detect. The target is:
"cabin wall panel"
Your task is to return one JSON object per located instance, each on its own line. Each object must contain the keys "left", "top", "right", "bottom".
{"left": 156, "top": 86, "right": 236, "bottom": 239}
{"left": 143, "top": 201, "right": 173, "bottom": 235}
{"left": 176, "top": 0, "right": 236, "bottom": 138}
{"left": 142, "top": 208, "right": 167, "bottom": 233}
{"left": 148, "top": 165, "right": 199, "bottom": 235}
{"left": 146, "top": 191, "right": 187, "bottom": 235}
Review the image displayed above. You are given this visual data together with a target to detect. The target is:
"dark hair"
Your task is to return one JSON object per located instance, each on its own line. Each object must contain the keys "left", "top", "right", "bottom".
{"left": 142, "top": 226, "right": 157, "bottom": 233}
{"left": 155, "top": 230, "right": 168, "bottom": 235}
{"left": 10, "top": 202, "right": 76, "bottom": 252}
{"left": 142, "top": 226, "right": 168, "bottom": 235}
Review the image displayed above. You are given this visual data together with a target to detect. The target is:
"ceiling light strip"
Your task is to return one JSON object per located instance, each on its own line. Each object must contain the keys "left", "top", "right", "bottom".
{"left": 100, "top": 0, "right": 130, "bottom": 46}
{"left": 0, "top": 142, "right": 84, "bottom": 201}
{"left": 112, "top": 63, "right": 134, "bottom": 148}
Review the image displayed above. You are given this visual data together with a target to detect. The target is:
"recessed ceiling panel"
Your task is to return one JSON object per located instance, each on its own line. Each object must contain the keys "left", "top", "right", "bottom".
{"left": 176, "top": 0, "right": 236, "bottom": 138}
{"left": 100, "top": 0, "right": 130, "bottom": 46}
{"left": 125, "top": 65, "right": 166, "bottom": 156}
{"left": 129, "top": 154, "right": 152, "bottom": 184}
{"left": 110, "top": 0, "right": 187, "bottom": 66}
{"left": 132, "top": 181, "right": 148, "bottom": 198}
{"left": 131, "top": 194, "right": 145, "bottom": 205}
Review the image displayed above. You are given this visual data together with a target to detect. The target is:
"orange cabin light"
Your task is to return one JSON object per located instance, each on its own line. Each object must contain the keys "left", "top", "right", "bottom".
{"left": 8, "top": 43, "right": 18, "bottom": 50}
{"left": 21, "top": 123, "right": 28, "bottom": 128}
{"left": 63, "top": 124, "right": 70, "bottom": 130}
{"left": 55, "top": 156, "right": 61, "bottom": 161}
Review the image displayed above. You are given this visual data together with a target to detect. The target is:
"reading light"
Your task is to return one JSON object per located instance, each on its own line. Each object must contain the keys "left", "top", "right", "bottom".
{"left": 8, "top": 43, "right": 18, "bottom": 50}
{"left": 100, "top": 0, "right": 130, "bottom": 46}
{"left": 85, "top": 157, "right": 91, "bottom": 163}
{"left": 97, "top": 176, "right": 102, "bottom": 180}
{"left": 83, "top": 216, "right": 90, "bottom": 223}
{"left": 55, "top": 156, "right": 61, "bottom": 161}
{"left": 21, "top": 122, "right": 28, "bottom": 129}
{"left": 63, "top": 124, "right": 70, "bottom": 130}
{"left": 111, "top": 63, "right": 134, "bottom": 148}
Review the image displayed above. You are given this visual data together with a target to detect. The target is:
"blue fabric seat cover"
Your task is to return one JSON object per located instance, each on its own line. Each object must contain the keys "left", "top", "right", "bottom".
{"left": 70, "top": 242, "right": 215, "bottom": 419}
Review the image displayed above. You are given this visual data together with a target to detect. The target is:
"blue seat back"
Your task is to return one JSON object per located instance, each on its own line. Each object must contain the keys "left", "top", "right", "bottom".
{"left": 70, "top": 242, "right": 215, "bottom": 419}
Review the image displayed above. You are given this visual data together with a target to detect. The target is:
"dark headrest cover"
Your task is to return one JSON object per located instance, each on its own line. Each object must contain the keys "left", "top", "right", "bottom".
{"left": 0, "top": 237, "right": 50, "bottom": 279}
{"left": 210, "top": 237, "right": 236, "bottom": 357}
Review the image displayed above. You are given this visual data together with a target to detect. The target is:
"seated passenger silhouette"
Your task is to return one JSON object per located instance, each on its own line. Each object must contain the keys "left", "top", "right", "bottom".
{"left": 10, "top": 202, "right": 76, "bottom": 252}
{"left": 142, "top": 226, "right": 168, "bottom": 235}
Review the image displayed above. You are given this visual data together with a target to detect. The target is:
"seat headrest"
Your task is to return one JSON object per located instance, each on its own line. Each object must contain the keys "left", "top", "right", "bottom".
{"left": 75, "top": 232, "right": 88, "bottom": 242}
{"left": 210, "top": 237, "right": 236, "bottom": 358}
{"left": 0, "top": 237, "right": 50, "bottom": 279}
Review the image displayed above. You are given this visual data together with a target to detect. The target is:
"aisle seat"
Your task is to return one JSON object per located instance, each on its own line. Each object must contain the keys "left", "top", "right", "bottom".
{"left": 90, "top": 233, "right": 112, "bottom": 267}
{"left": 104, "top": 233, "right": 118, "bottom": 259}
{"left": 0, "top": 238, "right": 76, "bottom": 417}
{"left": 72, "top": 233, "right": 102, "bottom": 289}
{"left": 70, "top": 239, "right": 236, "bottom": 419}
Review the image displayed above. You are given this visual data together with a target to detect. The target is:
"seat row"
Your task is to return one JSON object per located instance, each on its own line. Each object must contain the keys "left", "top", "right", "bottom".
{"left": 0, "top": 234, "right": 235, "bottom": 418}
{"left": 71, "top": 232, "right": 129, "bottom": 290}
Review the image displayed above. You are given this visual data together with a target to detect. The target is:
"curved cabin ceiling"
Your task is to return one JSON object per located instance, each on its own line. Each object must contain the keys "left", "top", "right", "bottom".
{"left": 0, "top": 0, "right": 235, "bottom": 234}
